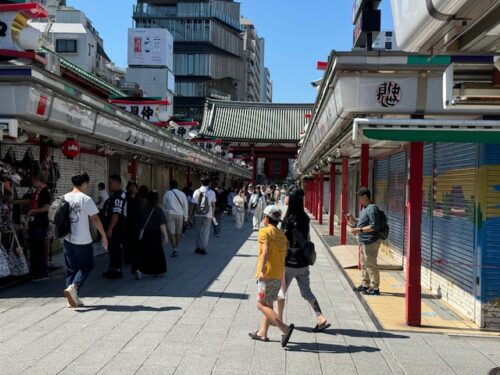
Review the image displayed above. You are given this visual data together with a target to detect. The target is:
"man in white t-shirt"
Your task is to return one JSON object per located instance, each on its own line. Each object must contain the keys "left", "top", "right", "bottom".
{"left": 192, "top": 177, "right": 216, "bottom": 255}
{"left": 63, "top": 171, "right": 108, "bottom": 308}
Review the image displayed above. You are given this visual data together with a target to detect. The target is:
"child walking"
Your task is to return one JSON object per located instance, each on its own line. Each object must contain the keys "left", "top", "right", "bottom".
{"left": 249, "top": 205, "right": 294, "bottom": 348}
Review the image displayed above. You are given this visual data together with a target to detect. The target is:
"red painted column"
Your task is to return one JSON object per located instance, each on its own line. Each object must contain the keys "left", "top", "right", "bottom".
{"left": 318, "top": 171, "right": 324, "bottom": 225}
{"left": 306, "top": 180, "right": 311, "bottom": 212}
{"left": 251, "top": 146, "right": 257, "bottom": 185}
{"left": 340, "top": 157, "right": 349, "bottom": 245}
{"left": 313, "top": 175, "right": 318, "bottom": 220}
{"left": 360, "top": 143, "right": 369, "bottom": 188}
{"left": 329, "top": 164, "right": 336, "bottom": 236}
{"left": 405, "top": 142, "right": 424, "bottom": 326}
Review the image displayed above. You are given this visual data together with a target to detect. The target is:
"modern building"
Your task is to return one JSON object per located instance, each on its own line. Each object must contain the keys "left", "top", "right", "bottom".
{"left": 240, "top": 18, "right": 263, "bottom": 102}
{"left": 31, "top": 2, "right": 124, "bottom": 86}
{"left": 133, "top": 0, "right": 245, "bottom": 121}
{"left": 263, "top": 67, "right": 272, "bottom": 103}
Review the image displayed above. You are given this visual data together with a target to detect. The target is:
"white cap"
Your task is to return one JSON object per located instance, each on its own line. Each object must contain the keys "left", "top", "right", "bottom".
{"left": 263, "top": 205, "right": 282, "bottom": 221}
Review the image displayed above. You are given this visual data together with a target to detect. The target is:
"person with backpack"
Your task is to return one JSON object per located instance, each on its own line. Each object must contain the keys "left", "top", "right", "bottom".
{"left": 275, "top": 187, "right": 330, "bottom": 332}
{"left": 62, "top": 172, "right": 107, "bottom": 308}
{"left": 347, "top": 187, "right": 383, "bottom": 296}
{"left": 192, "top": 177, "right": 216, "bottom": 255}
{"left": 101, "top": 175, "right": 127, "bottom": 279}
{"left": 163, "top": 180, "right": 188, "bottom": 257}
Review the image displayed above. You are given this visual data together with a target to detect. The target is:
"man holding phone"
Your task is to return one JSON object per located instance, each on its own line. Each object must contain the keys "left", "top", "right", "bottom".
{"left": 346, "top": 187, "right": 381, "bottom": 296}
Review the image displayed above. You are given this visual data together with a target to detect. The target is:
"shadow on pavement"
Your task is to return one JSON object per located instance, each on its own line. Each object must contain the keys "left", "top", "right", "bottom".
{"left": 76, "top": 305, "right": 182, "bottom": 313}
{"left": 294, "top": 326, "right": 409, "bottom": 339}
{"left": 287, "top": 342, "right": 381, "bottom": 354}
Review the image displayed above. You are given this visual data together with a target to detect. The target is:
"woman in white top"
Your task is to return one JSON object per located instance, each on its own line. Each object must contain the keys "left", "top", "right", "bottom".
{"left": 249, "top": 186, "right": 266, "bottom": 231}
{"left": 233, "top": 189, "right": 246, "bottom": 230}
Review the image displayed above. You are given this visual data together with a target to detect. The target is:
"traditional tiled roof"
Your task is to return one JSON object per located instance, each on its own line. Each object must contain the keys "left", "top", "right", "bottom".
{"left": 200, "top": 99, "right": 313, "bottom": 142}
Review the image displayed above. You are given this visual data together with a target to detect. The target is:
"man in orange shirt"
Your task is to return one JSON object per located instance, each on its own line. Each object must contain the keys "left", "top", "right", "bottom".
{"left": 249, "top": 205, "right": 294, "bottom": 348}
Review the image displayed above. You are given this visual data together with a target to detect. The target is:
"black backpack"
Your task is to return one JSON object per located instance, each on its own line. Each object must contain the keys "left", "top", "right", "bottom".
{"left": 376, "top": 206, "right": 389, "bottom": 240}
{"left": 48, "top": 196, "right": 71, "bottom": 239}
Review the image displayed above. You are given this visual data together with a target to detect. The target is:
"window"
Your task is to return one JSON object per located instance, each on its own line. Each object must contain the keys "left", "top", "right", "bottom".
{"left": 56, "top": 39, "right": 77, "bottom": 53}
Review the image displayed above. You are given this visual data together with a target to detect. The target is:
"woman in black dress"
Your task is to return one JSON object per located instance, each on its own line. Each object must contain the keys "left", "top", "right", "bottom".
{"left": 135, "top": 191, "right": 168, "bottom": 279}
{"left": 124, "top": 181, "right": 140, "bottom": 267}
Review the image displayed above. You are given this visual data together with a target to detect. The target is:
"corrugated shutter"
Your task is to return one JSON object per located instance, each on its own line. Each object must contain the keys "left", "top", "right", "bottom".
{"left": 481, "top": 144, "right": 500, "bottom": 304}
{"left": 387, "top": 152, "right": 407, "bottom": 255}
{"left": 432, "top": 143, "right": 477, "bottom": 293}
{"left": 348, "top": 164, "right": 358, "bottom": 214}
{"left": 374, "top": 158, "right": 389, "bottom": 213}
{"left": 137, "top": 162, "right": 152, "bottom": 188}
{"left": 422, "top": 143, "right": 434, "bottom": 269}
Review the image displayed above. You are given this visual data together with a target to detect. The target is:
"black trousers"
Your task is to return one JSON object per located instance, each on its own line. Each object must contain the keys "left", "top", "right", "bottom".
{"left": 28, "top": 226, "right": 47, "bottom": 277}
{"left": 108, "top": 236, "right": 123, "bottom": 271}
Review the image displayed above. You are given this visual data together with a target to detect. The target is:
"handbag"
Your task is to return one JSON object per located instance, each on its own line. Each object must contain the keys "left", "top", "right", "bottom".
{"left": 138, "top": 207, "right": 156, "bottom": 240}
{"left": 7, "top": 234, "right": 29, "bottom": 276}
{"left": 0, "top": 244, "right": 11, "bottom": 278}
{"left": 292, "top": 224, "right": 317, "bottom": 266}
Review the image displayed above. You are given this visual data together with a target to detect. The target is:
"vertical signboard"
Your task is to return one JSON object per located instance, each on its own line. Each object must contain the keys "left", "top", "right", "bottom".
{"left": 128, "top": 28, "right": 174, "bottom": 70}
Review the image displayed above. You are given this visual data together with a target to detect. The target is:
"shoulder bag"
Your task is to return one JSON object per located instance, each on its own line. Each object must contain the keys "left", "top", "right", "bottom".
{"left": 138, "top": 207, "right": 156, "bottom": 241}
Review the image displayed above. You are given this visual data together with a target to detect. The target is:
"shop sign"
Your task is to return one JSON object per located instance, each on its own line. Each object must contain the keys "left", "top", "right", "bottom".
{"left": 61, "top": 139, "right": 80, "bottom": 159}
{"left": 376, "top": 81, "right": 402, "bottom": 107}
{"left": 110, "top": 99, "right": 169, "bottom": 125}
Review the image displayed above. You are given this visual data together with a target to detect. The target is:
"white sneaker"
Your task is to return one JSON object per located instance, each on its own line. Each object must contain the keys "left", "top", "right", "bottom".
{"left": 63, "top": 285, "right": 78, "bottom": 308}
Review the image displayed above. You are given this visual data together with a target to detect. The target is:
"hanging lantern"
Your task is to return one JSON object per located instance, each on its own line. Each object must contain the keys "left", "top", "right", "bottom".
{"left": 61, "top": 138, "right": 80, "bottom": 159}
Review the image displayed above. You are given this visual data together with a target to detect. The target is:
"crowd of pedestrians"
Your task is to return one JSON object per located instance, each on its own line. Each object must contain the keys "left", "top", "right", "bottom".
{"left": 54, "top": 171, "right": 342, "bottom": 350}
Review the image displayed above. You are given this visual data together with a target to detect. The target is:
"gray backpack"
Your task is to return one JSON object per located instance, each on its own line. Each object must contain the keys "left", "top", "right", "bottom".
{"left": 195, "top": 191, "right": 210, "bottom": 215}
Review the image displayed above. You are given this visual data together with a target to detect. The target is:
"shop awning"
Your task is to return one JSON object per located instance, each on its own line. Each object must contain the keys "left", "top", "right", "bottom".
{"left": 353, "top": 118, "right": 500, "bottom": 144}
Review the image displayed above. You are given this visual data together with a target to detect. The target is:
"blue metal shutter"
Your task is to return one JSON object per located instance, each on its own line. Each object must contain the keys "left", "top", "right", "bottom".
{"left": 374, "top": 158, "right": 389, "bottom": 213}
{"left": 421, "top": 143, "right": 434, "bottom": 269}
{"left": 481, "top": 144, "right": 500, "bottom": 305}
{"left": 432, "top": 143, "right": 477, "bottom": 293}
{"left": 387, "top": 152, "right": 407, "bottom": 256}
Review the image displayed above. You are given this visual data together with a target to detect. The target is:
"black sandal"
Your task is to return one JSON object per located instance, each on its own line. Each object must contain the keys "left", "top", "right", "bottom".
{"left": 313, "top": 322, "right": 331, "bottom": 332}
{"left": 281, "top": 324, "right": 294, "bottom": 348}
{"left": 248, "top": 331, "right": 269, "bottom": 342}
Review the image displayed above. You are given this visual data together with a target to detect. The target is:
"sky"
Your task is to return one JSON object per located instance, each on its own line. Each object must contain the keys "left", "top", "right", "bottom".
{"left": 68, "top": 0, "right": 394, "bottom": 103}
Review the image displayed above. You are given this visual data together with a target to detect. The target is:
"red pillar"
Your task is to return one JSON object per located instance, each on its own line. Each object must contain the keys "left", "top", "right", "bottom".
{"left": 361, "top": 143, "right": 369, "bottom": 188}
{"left": 329, "top": 164, "right": 336, "bottom": 236}
{"left": 251, "top": 146, "right": 257, "bottom": 185}
{"left": 340, "top": 157, "right": 349, "bottom": 245}
{"left": 313, "top": 175, "right": 318, "bottom": 220}
{"left": 306, "top": 180, "right": 310, "bottom": 212}
{"left": 318, "top": 171, "right": 324, "bottom": 224}
{"left": 405, "top": 142, "right": 423, "bottom": 326}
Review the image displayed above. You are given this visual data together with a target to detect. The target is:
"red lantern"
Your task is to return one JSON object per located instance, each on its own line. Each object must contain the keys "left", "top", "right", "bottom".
{"left": 264, "top": 159, "right": 289, "bottom": 180}
{"left": 61, "top": 138, "right": 80, "bottom": 159}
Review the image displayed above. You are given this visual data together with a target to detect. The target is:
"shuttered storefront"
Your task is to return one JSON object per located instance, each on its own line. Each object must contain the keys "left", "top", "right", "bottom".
{"left": 387, "top": 152, "right": 407, "bottom": 256}
{"left": 480, "top": 144, "right": 500, "bottom": 315}
{"left": 431, "top": 143, "right": 478, "bottom": 295}
{"left": 421, "top": 143, "right": 434, "bottom": 270}
{"left": 374, "top": 158, "right": 389, "bottom": 213}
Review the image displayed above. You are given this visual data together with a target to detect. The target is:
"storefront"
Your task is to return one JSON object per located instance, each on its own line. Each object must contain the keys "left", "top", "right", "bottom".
{"left": 296, "top": 51, "right": 500, "bottom": 329}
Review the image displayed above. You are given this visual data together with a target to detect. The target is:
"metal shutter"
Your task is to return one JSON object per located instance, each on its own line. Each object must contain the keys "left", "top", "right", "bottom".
{"left": 421, "top": 143, "right": 434, "bottom": 269}
{"left": 432, "top": 143, "right": 477, "bottom": 293}
{"left": 387, "top": 152, "right": 407, "bottom": 256}
{"left": 481, "top": 144, "right": 500, "bottom": 305}
{"left": 374, "top": 158, "right": 389, "bottom": 213}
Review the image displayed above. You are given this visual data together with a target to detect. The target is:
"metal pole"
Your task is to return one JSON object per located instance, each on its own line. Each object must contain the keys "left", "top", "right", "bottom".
{"left": 405, "top": 142, "right": 423, "bottom": 326}
{"left": 318, "top": 171, "right": 324, "bottom": 225}
{"left": 361, "top": 143, "right": 369, "bottom": 188}
{"left": 329, "top": 164, "right": 336, "bottom": 236}
{"left": 340, "top": 157, "right": 349, "bottom": 245}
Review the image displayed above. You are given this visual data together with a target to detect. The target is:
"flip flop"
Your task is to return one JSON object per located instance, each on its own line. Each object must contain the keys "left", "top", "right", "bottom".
{"left": 248, "top": 331, "right": 269, "bottom": 342}
{"left": 281, "top": 324, "right": 294, "bottom": 348}
{"left": 313, "top": 322, "right": 331, "bottom": 332}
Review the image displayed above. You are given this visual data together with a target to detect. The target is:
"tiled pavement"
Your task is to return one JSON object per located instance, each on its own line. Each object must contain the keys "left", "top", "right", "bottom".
{"left": 1, "top": 216, "right": 500, "bottom": 374}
